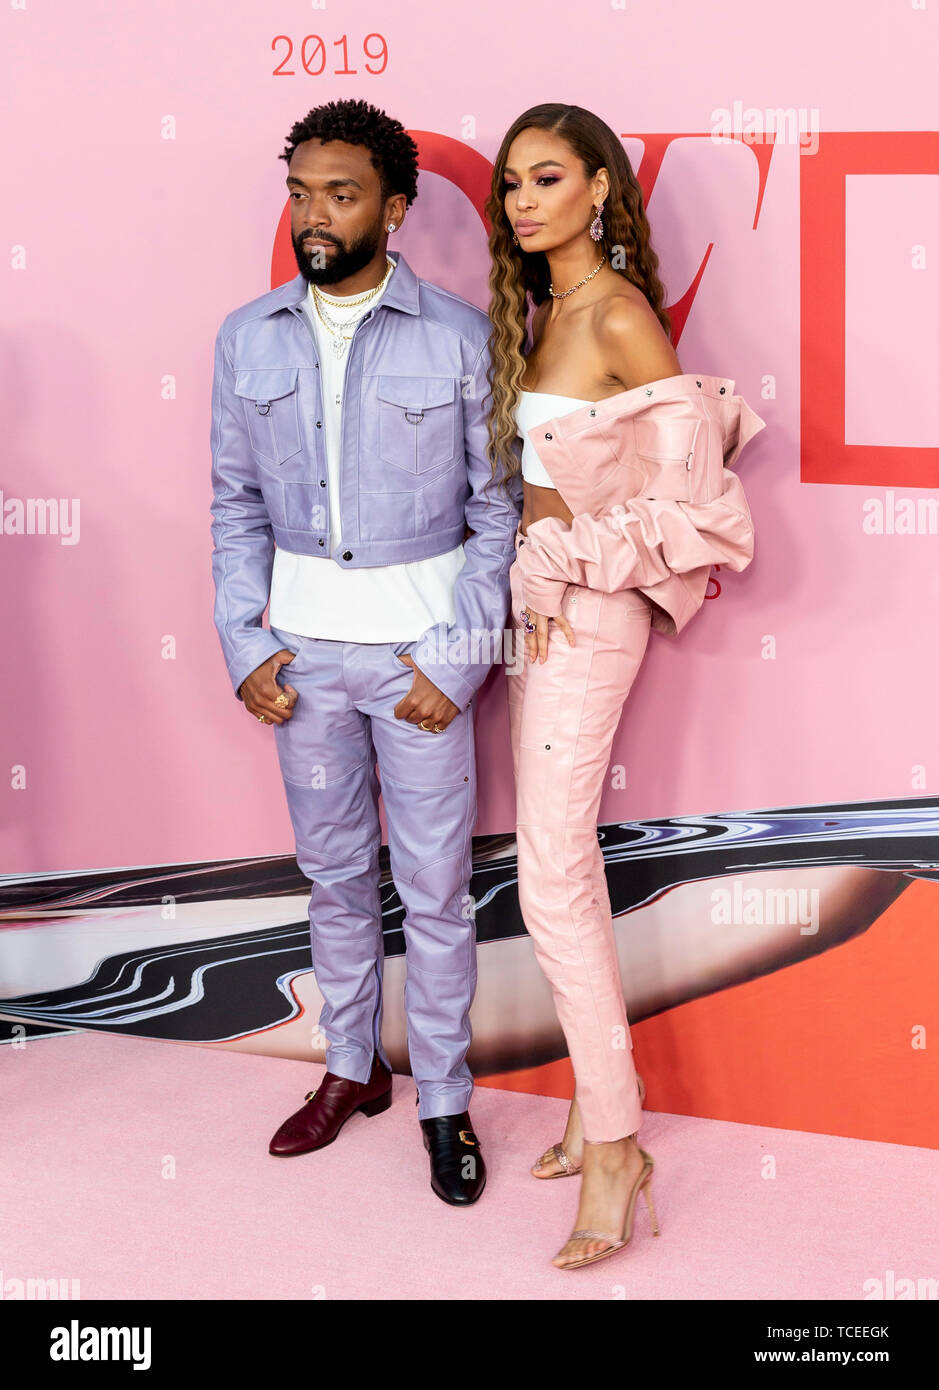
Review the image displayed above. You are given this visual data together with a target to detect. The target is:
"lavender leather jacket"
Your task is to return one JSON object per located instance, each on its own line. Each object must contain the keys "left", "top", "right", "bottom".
{"left": 514, "top": 373, "right": 766, "bottom": 633}
{"left": 209, "top": 250, "right": 522, "bottom": 709}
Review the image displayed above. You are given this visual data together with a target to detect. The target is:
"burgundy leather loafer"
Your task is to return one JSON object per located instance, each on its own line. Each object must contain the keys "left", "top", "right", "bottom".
{"left": 269, "top": 1055, "right": 392, "bottom": 1156}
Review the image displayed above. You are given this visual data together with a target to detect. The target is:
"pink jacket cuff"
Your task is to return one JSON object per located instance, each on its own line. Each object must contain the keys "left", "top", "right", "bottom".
{"left": 520, "top": 572, "right": 568, "bottom": 618}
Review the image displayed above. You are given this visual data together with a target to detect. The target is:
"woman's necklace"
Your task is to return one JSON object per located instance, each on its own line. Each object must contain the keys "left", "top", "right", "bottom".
{"left": 548, "top": 254, "right": 607, "bottom": 299}
{"left": 312, "top": 255, "right": 395, "bottom": 357}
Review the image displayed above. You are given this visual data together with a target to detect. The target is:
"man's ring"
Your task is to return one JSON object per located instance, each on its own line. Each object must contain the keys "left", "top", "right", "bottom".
{"left": 273, "top": 693, "right": 289, "bottom": 708}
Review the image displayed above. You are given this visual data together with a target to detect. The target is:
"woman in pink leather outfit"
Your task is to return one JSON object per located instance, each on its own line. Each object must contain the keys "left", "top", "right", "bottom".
{"left": 482, "top": 105, "right": 765, "bottom": 1270}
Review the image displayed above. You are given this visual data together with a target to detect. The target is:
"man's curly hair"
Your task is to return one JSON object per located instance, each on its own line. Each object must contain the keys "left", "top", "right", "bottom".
{"left": 279, "top": 99, "right": 420, "bottom": 208}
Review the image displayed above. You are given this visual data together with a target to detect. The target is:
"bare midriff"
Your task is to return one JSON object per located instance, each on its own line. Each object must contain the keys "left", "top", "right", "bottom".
{"left": 520, "top": 482, "right": 574, "bottom": 537}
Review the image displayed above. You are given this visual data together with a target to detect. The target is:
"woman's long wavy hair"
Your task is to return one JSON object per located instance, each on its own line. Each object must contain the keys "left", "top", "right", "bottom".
{"left": 484, "top": 104, "right": 671, "bottom": 487}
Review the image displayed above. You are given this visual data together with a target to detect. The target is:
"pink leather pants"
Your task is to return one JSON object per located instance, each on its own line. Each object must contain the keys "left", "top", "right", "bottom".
{"left": 507, "top": 526, "right": 652, "bottom": 1141}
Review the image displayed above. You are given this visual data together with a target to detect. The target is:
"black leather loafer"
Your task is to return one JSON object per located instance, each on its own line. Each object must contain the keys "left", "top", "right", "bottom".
{"left": 419, "top": 1111, "right": 487, "bottom": 1206}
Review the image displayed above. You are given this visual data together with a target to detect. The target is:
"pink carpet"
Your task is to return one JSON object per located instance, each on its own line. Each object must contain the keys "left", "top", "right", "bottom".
{"left": 3, "top": 1032, "right": 936, "bottom": 1300}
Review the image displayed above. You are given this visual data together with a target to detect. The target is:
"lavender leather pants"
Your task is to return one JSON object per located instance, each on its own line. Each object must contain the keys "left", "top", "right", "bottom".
{"left": 507, "top": 528, "right": 651, "bottom": 1142}
{"left": 269, "top": 624, "right": 478, "bottom": 1121}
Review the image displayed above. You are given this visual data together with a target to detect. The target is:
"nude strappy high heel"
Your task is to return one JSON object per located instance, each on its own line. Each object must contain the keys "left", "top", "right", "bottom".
{"left": 532, "top": 1073, "right": 646, "bottom": 1179}
{"left": 555, "top": 1144, "right": 660, "bottom": 1271}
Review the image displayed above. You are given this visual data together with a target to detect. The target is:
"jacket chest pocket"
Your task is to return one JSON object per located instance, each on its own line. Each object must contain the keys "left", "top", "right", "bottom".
{"left": 234, "top": 368, "right": 303, "bottom": 466}
{"left": 376, "top": 375, "right": 457, "bottom": 474}
{"left": 634, "top": 416, "right": 714, "bottom": 504}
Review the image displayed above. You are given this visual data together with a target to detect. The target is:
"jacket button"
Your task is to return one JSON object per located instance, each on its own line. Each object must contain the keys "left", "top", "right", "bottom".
{"left": 589, "top": 409, "right": 596, "bottom": 416}
{"left": 319, "top": 479, "right": 326, "bottom": 486}
{"left": 544, "top": 432, "right": 552, "bottom": 440}
{"left": 342, "top": 550, "right": 353, "bottom": 561}
{"left": 696, "top": 380, "right": 702, "bottom": 387}
{"left": 316, "top": 420, "right": 322, "bottom": 427}
{"left": 318, "top": 538, "right": 325, "bottom": 546}
{"left": 719, "top": 386, "right": 726, "bottom": 394}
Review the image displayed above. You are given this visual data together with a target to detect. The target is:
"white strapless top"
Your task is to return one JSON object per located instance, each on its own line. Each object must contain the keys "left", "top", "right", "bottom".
{"left": 515, "top": 390, "right": 593, "bottom": 489}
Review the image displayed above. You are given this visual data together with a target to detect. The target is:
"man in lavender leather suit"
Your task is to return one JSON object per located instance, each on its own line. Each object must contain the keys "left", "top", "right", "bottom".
{"left": 209, "top": 100, "right": 521, "bottom": 1205}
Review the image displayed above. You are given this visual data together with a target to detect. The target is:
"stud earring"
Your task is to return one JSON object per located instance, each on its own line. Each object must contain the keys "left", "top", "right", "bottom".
{"left": 589, "top": 201, "right": 604, "bottom": 241}
{"left": 387, "top": 222, "right": 396, "bottom": 232}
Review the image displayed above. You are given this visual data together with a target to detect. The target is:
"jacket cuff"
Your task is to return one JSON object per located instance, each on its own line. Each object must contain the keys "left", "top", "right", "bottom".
{"left": 520, "top": 573, "right": 568, "bottom": 619}
{"left": 413, "top": 656, "right": 477, "bottom": 712}
{"left": 228, "top": 631, "right": 290, "bottom": 701}
{"left": 403, "top": 621, "right": 488, "bottom": 712}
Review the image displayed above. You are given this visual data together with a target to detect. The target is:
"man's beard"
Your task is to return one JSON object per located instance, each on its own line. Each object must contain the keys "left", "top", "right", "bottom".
{"left": 292, "top": 220, "right": 384, "bottom": 286}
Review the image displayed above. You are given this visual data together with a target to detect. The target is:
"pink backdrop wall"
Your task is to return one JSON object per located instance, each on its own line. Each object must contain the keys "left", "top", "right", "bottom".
{"left": 3, "top": 0, "right": 937, "bottom": 877}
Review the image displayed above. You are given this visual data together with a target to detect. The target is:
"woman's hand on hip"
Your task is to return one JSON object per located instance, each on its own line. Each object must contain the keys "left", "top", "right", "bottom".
{"left": 524, "top": 609, "right": 575, "bottom": 664}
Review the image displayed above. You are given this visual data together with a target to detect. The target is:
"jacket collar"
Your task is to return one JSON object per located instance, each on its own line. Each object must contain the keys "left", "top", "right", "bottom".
{"left": 261, "top": 248, "right": 421, "bottom": 318}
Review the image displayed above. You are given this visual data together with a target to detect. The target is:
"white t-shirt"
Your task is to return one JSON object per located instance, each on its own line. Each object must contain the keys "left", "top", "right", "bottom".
{"left": 268, "top": 258, "right": 466, "bottom": 641}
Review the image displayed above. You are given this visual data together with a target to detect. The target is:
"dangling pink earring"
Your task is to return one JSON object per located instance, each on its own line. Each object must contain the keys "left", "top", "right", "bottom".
{"left": 589, "top": 201, "right": 605, "bottom": 241}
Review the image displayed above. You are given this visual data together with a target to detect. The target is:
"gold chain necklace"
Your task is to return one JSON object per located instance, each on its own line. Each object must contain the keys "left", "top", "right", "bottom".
{"left": 548, "top": 254, "right": 607, "bottom": 299}
{"left": 312, "top": 256, "right": 394, "bottom": 357}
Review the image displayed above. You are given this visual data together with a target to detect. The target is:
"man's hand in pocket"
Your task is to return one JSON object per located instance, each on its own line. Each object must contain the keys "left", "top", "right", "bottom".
{"left": 238, "top": 650, "right": 300, "bottom": 726}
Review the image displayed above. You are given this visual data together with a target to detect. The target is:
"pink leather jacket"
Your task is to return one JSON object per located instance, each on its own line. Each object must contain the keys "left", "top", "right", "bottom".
{"left": 514, "top": 373, "right": 766, "bottom": 635}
